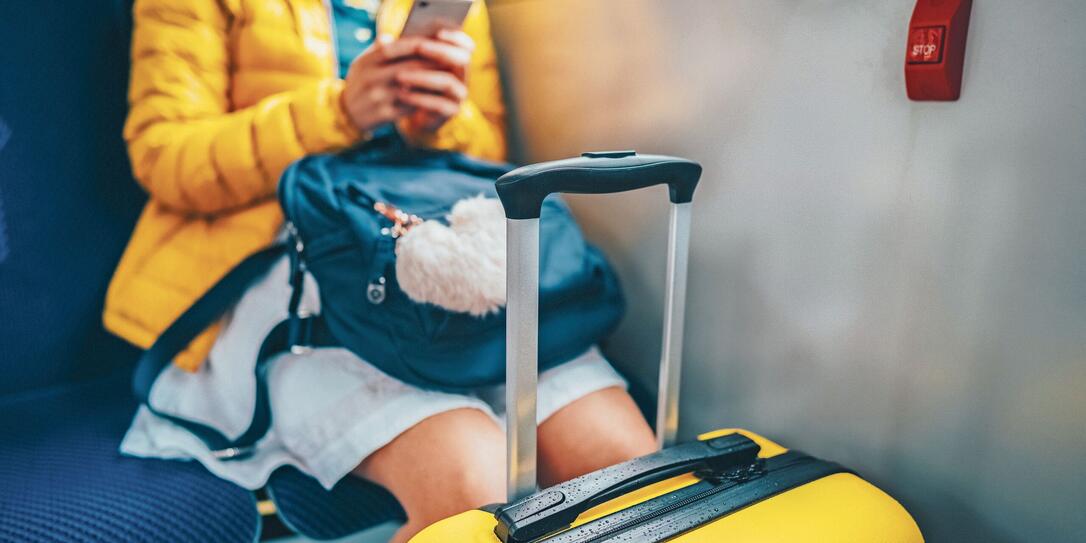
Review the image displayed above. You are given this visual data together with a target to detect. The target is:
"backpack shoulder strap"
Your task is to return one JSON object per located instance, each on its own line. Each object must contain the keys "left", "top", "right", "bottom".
{"left": 131, "top": 243, "right": 335, "bottom": 460}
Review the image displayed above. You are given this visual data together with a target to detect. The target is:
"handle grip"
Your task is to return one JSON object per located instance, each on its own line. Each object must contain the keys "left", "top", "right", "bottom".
{"left": 495, "top": 151, "right": 702, "bottom": 219}
{"left": 494, "top": 433, "right": 759, "bottom": 543}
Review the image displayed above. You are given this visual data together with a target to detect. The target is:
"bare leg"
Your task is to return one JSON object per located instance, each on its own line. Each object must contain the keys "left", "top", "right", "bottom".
{"left": 353, "top": 408, "right": 505, "bottom": 543}
{"left": 352, "top": 388, "right": 653, "bottom": 541}
{"left": 537, "top": 386, "right": 656, "bottom": 487}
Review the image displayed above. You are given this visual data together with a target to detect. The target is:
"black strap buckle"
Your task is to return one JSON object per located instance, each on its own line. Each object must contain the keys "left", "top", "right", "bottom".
{"left": 289, "top": 312, "right": 314, "bottom": 354}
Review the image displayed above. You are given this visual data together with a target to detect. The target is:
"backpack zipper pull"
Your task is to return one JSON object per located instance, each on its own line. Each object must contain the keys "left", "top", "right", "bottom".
{"left": 367, "top": 276, "right": 386, "bottom": 304}
{"left": 286, "top": 221, "right": 305, "bottom": 256}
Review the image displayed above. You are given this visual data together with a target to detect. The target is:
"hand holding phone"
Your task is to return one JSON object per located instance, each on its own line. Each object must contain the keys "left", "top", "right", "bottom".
{"left": 394, "top": 27, "right": 474, "bottom": 131}
{"left": 341, "top": 0, "right": 476, "bottom": 135}
{"left": 391, "top": 1, "right": 477, "bottom": 130}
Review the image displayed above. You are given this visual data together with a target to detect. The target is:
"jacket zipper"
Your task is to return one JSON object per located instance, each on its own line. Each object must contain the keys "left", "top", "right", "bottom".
{"left": 323, "top": 0, "right": 388, "bottom": 76}
{"left": 321, "top": 0, "right": 339, "bottom": 75}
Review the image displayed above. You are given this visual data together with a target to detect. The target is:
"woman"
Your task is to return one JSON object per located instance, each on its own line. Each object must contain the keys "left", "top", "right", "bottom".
{"left": 106, "top": 0, "right": 656, "bottom": 541}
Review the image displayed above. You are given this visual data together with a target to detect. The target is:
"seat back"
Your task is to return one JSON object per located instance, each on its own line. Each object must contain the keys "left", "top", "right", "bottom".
{"left": 0, "top": 1, "right": 144, "bottom": 395}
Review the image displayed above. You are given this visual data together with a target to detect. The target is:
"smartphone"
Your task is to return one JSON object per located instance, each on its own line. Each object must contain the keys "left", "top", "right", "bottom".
{"left": 400, "top": 0, "right": 475, "bottom": 38}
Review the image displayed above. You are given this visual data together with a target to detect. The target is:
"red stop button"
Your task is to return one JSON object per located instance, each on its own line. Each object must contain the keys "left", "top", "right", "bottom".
{"left": 905, "top": 0, "right": 972, "bottom": 101}
{"left": 908, "top": 26, "right": 945, "bottom": 64}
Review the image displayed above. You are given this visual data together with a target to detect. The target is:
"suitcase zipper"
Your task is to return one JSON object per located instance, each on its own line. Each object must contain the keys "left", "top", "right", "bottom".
{"left": 543, "top": 454, "right": 836, "bottom": 543}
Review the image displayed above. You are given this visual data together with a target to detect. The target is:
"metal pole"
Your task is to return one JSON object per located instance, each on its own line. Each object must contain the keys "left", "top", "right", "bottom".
{"left": 655, "top": 202, "right": 692, "bottom": 449}
{"left": 506, "top": 218, "right": 539, "bottom": 501}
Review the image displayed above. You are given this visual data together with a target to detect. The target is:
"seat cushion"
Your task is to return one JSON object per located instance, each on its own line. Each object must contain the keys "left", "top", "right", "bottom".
{"left": 267, "top": 465, "right": 405, "bottom": 540}
{"left": 0, "top": 373, "right": 260, "bottom": 543}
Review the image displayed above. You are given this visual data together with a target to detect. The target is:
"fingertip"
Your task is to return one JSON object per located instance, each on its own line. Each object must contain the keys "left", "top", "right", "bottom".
{"left": 372, "top": 34, "right": 392, "bottom": 56}
{"left": 382, "top": 37, "right": 418, "bottom": 60}
{"left": 463, "top": 34, "right": 477, "bottom": 51}
{"left": 438, "top": 29, "right": 475, "bottom": 50}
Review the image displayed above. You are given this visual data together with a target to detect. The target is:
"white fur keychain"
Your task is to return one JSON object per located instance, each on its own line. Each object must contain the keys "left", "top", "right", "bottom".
{"left": 394, "top": 196, "right": 507, "bottom": 316}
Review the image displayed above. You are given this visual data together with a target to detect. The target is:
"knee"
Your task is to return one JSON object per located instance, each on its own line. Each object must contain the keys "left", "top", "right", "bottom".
{"left": 403, "top": 446, "right": 505, "bottom": 526}
{"left": 537, "top": 387, "right": 656, "bottom": 486}
{"left": 447, "top": 458, "right": 505, "bottom": 509}
{"left": 381, "top": 408, "right": 506, "bottom": 525}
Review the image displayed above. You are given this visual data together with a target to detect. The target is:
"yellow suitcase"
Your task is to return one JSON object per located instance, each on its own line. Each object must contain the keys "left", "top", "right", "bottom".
{"left": 413, "top": 152, "right": 922, "bottom": 542}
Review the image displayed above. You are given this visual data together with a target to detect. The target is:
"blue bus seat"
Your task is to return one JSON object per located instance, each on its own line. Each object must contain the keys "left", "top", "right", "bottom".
{"left": 0, "top": 376, "right": 260, "bottom": 542}
{"left": 0, "top": 1, "right": 257, "bottom": 540}
{"left": 0, "top": 1, "right": 405, "bottom": 540}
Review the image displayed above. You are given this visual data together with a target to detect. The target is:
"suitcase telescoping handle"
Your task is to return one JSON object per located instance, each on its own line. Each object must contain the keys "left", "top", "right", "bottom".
{"left": 497, "top": 151, "right": 702, "bottom": 501}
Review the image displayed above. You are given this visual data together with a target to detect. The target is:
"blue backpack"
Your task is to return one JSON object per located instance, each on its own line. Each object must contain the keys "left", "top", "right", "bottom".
{"left": 133, "top": 137, "right": 625, "bottom": 459}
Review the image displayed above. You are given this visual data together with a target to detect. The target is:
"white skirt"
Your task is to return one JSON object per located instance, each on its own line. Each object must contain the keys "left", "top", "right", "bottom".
{"left": 120, "top": 255, "right": 626, "bottom": 490}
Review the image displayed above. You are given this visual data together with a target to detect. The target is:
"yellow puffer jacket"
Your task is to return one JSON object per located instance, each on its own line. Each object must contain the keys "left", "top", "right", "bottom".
{"left": 105, "top": 0, "right": 507, "bottom": 371}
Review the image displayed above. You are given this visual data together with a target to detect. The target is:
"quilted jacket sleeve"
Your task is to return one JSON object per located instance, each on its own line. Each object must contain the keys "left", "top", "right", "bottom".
{"left": 398, "top": 0, "right": 508, "bottom": 162}
{"left": 124, "top": 0, "right": 361, "bottom": 215}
